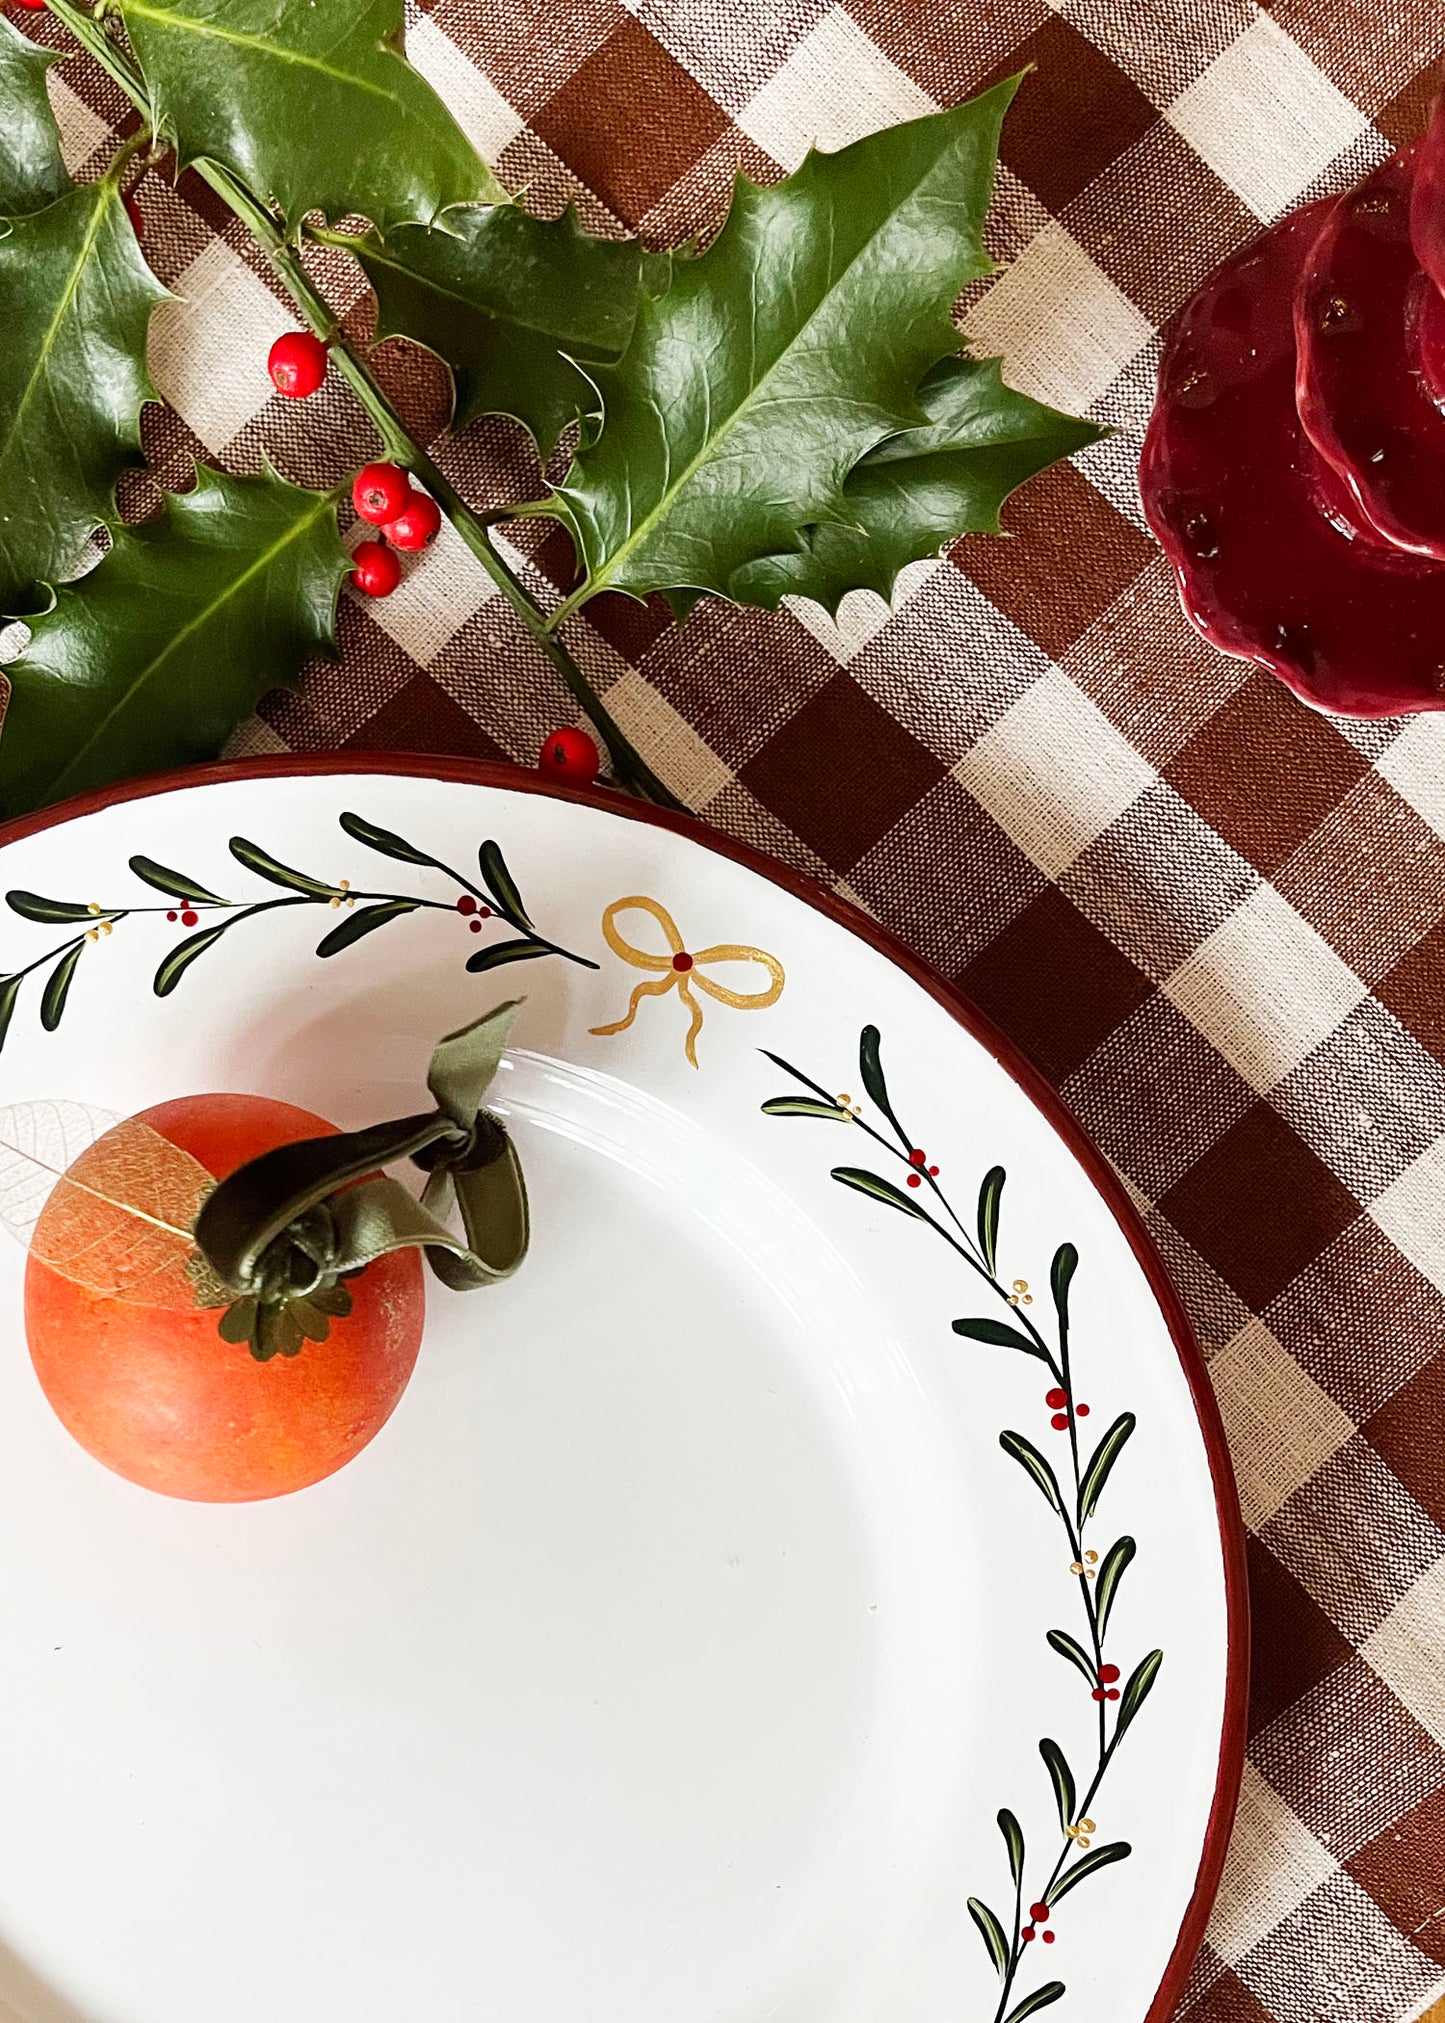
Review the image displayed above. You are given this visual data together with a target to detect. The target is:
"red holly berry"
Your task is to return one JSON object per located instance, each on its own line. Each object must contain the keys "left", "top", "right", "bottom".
{"left": 179, "top": 910, "right": 199, "bottom": 928}
{"left": 1092, "top": 1687, "right": 1106, "bottom": 1702}
{"left": 909, "top": 1148, "right": 926, "bottom": 1167}
{"left": 469, "top": 919, "right": 483, "bottom": 933}
{"left": 457, "top": 895, "right": 478, "bottom": 916}
{"left": 1045, "top": 1387, "right": 1067, "bottom": 1409}
{"left": 383, "top": 492, "right": 442, "bottom": 551}
{"left": 1022, "top": 1926, "right": 1036, "bottom": 1943}
{"left": 9, "top": 1, "right": 47, "bottom": 10}
{"left": 1076, "top": 1402, "right": 1090, "bottom": 1417}
{"left": 1042, "top": 1930, "right": 1056, "bottom": 1945}
{"left": 539, "top": 726, "right": 599, "bottom": 785}
{"left": 928, "top": 1164, "right": 939, "bottom": 1176}
{"left": 123, "top": 193, "right": 144, "bottom": 241}
{"left": 1099, "top": 1663, "right": 1120, "bottom": 1684}
{"left": 1050, "top": 1411, "right": 1070, "bottom": 1431}
{"left": 906, "top": 1173, "right": 922, "bottom": 1188}
{"left": 351, "top": 541, "right": 401, "bottom": 597}
{"left": 1029, "top": 1903, "right": 1049, "bottom": 1922}
{"left": 1106, "top": 1687, "right": 1120, "bottom": 1701}
{"left": 352, "top": 462, "right": 412, "bottom": 526}
{"left": 165, "top": 910, "right": 178, "bottom": 924}
{"left": 267, "top": 330, "right": 328, "bottom": 399}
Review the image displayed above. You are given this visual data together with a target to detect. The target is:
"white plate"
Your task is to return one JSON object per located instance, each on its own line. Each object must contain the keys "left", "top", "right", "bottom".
{"left": 0, "top": 757, "right": 1244, "bottom": 2023}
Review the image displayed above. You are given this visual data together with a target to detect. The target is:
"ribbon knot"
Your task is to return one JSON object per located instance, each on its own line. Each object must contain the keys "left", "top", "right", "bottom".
{"left": 590, "top": 896, "right": 785, "bottom": 1067}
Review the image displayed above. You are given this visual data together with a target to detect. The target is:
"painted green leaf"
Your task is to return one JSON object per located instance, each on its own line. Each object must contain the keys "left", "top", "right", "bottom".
{"left": 1039, "top": 1737, "right": 1076, "bottom": 1835}
{"left": 465, "top": 935, "right": 549, "bottom": 974}
{"left": 997, "top": 1806, "right": 1025, "bottom": 1888}
{"left": 0, "top": 16, "right": 69, "bottom": 216}
{"left": 1079, "top": 1411, "right": 1136, "bottom": 1524}
{"left": 760, "top": 1096, "right": 851, "bottom": 1120}
{"left": 857, "top": 1023, "right": 906, "bottom": 1144}
{"left": 952, "top": 1314, "right": 1047, "bottom": 1360}
{"left": 315, "top": 898, "right": 420, "bottom": 957}
{"left": 153, "top": 921, "right": 227, "bottom": 997}
{"left": 1003, "top": 1982, "right": 1064, "bottom": 2023}
{"left": 338, "top": 810, "right": 440, "bottom": 869}
{"left": 977, "top": 1163, "right": 1004, "bottom": 1276}
{"left": 1115, "top": 1649, "right": 1163, "bottom": 1740}
{"left": 550, "top": 80, "right": 1021, "bottom": 602}
{"left": 128, "top": 855, "right": 228, "bottom": 906}
{"left": 967, "top": 1897, "right": 1010, "bottom": 1977}
{"left": 0, "top": 972, "right": 22, "bottom": 1051}
{"left": 117, "top": 0, "right": 504, "bottom": 235}
{"left": 39, "top": 941, "right": 83, "bottom": 1031}
{"left": 729, "top": 356, "right": 1103, "bottom": 615}
{"left": 999, "top": 1429, "right": 1064, "bottom": 1513}
{"left": 1094, "top": 1535, "right": 1136, "bottom": 1642}
{"left": 6, "top": 891, "right": 95, "bottom": 924}
{"left": 0, "top": 467, "right": 348, "bottom": 816}
{"left": 357, "top": 204, "right": 645, "bottom": 457}
{"left": 1050, "top": 1241, "right": 1077, "bottom": 1330}
{"left": 229, "top": 837, "right": 337, "bottom": 898}
{"left": 1046, "top": 1628, "right": 1095, "bottom": 1686}
{"left": 0, "top": 165, "right": 167, "bottom": 616}
{"left": 830, "top": 1165, "right": 929, "bottom": 1222}
{"left": 477, "top": 840, "right": 536, "bottom": 934}
{"left": 1047, "top": 1840, "right": 1130, "bottom": 1905}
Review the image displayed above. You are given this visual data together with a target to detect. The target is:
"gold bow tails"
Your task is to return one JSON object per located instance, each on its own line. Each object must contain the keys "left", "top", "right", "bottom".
{"left": 589, "top": 896, "right": 785, "bottom": 1068}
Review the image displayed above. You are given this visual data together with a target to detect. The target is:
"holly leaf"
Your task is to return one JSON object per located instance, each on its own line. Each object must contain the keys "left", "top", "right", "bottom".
{"left": 550, "top": 79, "right": 1021, "bottom": 603}
{"left": 0, "top": 465, "right": 348, "bottom": 816}
{"left": 729, "top": 355, "right": 1102, "bottom": 614}
{"left": 0, "top": 16, "right": 69, "bottom": 216}
{"left": 117, "top": 0, "right": 505, "bottom": 235}
{"left": 0, "top": 166, "right": 166, "bottom": 616}
{"left": 356, "top": 204, "right": 645, "bottom": 457}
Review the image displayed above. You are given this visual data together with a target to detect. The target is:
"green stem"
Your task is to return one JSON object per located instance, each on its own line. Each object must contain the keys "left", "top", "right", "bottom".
{"left": 44, "top": 0, "right": 684, "bottom": 813}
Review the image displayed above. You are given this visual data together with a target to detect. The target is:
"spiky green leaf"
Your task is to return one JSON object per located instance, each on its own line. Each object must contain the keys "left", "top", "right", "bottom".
{"left": 0, "top": 16, "right": 69, "bottom": 215}
{"left": 0, "top": 166, "right": 166, "bottom": 615}
{"left": 117, "top": 0, "right": 504, "bottom": 234}
{"left": 357, "top": 203, "right": 644, "bottom": 456}
{"left": 0, "top": 467, "right": 348, "bottom": 815}
{"left": 729, "top": 355, "right": 1102, "bottom": 614}
{"left": 550, "top": 82, "right": 1021, "bottom": 602}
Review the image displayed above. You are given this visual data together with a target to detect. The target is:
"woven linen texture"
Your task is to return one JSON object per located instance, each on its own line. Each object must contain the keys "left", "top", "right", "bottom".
{"left": 25, "top": 1, "right": 1445, "bottom": 2016}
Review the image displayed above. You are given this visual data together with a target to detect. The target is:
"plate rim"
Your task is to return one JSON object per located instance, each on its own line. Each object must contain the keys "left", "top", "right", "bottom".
{"left": 0, "top": 751, "right": 1248, "bottom": 2023}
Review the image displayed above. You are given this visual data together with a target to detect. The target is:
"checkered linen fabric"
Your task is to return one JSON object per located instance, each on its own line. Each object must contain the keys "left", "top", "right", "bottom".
{"left": 24, "top": 1, "right": 1445, "bottom": 2016}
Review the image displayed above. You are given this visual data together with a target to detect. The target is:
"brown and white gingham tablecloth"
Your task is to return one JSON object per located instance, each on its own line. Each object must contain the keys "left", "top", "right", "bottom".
{"left": 26, "top": 1, "right": 1445, "bottom": 2017}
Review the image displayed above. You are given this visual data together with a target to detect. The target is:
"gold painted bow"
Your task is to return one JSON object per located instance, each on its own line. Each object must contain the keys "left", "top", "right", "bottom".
{"left": 589, "top": 896, "right": 785, "bottom": 1068}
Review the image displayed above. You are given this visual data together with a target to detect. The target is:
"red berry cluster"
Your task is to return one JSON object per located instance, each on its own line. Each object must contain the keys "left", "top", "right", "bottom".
{"left": 905, "top": 1147, "right": 940, "bottom": 1189}
{"left": 1092, "top": 1663, "right": 1121, "bottom": 1703}
{"left": 165, "top": 909, "right": 200, "bottom": 927}
{"left": 1044, "top": 1385, "right": 1090, "bottom": 1432}
{"left": 1021, "top": 1901, "right": 1056, "bottom": 1945}
{"left": 456, "top": 895, "right": 494, "bottom": 935}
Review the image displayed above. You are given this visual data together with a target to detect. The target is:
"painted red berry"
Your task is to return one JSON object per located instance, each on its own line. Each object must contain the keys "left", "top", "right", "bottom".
{"left": 1051, "top": 1411, "right": 1070, "bottom": 1430}
{"left": 180, "top": 910, "right": 199, "bottom": 928}
{"left": 1092, "top": 1686, "right": 1106, "bottom": 1701}
{"left": 383, "top": 492, "right": 442, "bottom": 552}
{"left": 457, "top": 896, "right": 478, "bottom": 916}
{"left": 672, "top": 953, "right": 694, "bottom": 973}
{"left": 909, "top": 1148, "right": 926, "bottom": 1167}
{"left": 267, "top": 330, "right": 328, "bottom": 399}
{"left": 1106, "top": 1687, "right": 1120, "bottom": 1701}
{"left": 1099, "top": 1663, "right": 1120, "bottom": 1684}
{"left": 906, "top": 1173, "right": 922, "bottom": 1188}
{"left": 1076, "top": 1402, "right": 1090, "bottom": 1417}
{"left": 469, "top": 919, "right": 483, "bottom": 933}
{"left": 123, "top": 193, "right": 144, "bottom": 241}
{"left": 166, "top": 910, "right": 178, "bottom": 923}
{"left": 539, "top": 726, "right": 600, "bottom": 785}
{"left": 351, "top": 541, "right": 401, "bottom": 597}
{"left": 1029, "top": 1903, "right": 1049, "bottom": 1922}
{"left": 928, "top": 1164, "right": 939, "bottom": 1176}
{"left": 1046, "top": 1387, "right": 1067, "bottom": 1409}
{"left": 1022, "top": 1926, "right": 1036, "bottom": 1944}
{"left": 1042, "top": 1930, "right": 1056, "bottom": 1944}
{"left": 352, "top": 462, "right": 412, "bottom": 526}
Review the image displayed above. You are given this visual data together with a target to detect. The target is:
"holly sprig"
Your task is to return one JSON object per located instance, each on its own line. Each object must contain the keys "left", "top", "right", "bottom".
{"left": 763, "top": 1027, "right": 1162, "bottom": 2023}
{"left": 0, "top": 0, "right": 1099, "bottom": 820}
{"left": 0, "top": 810, "right": 595, "bottom": 1049}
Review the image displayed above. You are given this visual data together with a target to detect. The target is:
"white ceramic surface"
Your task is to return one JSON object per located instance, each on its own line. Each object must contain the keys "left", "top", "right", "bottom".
{"left": 0, "top": 763, "right": 1242, "bottom": 2023}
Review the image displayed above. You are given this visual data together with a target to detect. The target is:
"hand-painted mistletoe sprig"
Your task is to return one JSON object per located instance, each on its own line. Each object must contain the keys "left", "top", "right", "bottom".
{"left": 761, "top": 1026, "right": 1163, "bottom": 2023}
{"left": 0, "top": 811, "right": 596, "bottom": 1051}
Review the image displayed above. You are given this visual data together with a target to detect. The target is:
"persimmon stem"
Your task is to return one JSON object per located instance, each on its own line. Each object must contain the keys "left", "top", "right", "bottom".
{"left": 43, "top": 0, "right": 685, "bottom": 812}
